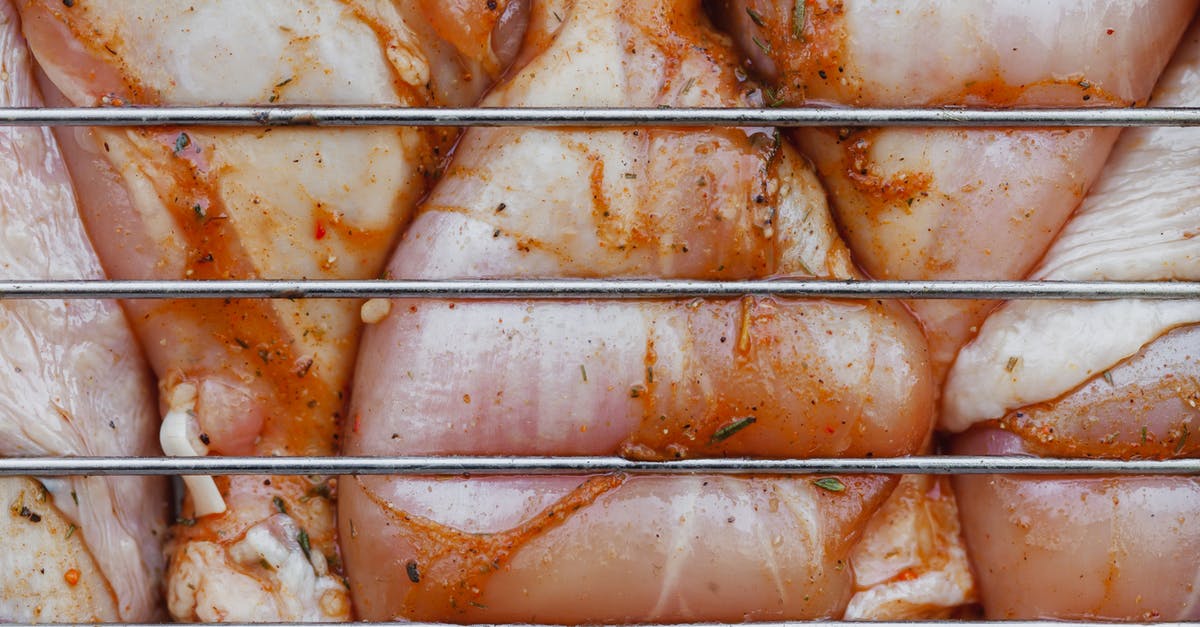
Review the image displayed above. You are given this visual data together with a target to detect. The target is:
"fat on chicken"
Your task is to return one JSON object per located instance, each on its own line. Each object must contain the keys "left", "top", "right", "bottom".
{"left": 340, "top": 0, "right": 944, "bottom": 622}
{"left": 15, "top": 0, "right": 524, "bottom": 621}
{"left": 944, "top": 19, "right": 1200, "bottom": 620}
{"left": 708, "top": 0, "right": 1197, "bottom": 381}
{"left": 0, "top": 0, "right": 166, "bottom": 620}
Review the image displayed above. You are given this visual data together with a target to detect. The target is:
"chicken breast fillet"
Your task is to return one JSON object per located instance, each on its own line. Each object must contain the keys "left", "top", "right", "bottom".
{"left": 16, "top": 0, "right": 523, "bottom": 620}
{"left": 341, "top": 0, "right": 942, "bottom": 622}
{"left": 0, "top": 1, "right": 166, "bottom": 620}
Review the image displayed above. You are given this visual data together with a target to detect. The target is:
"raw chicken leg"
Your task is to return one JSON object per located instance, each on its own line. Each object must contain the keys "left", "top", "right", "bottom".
{"left": 0, "top": 1, "right": 166, "bottom": 620}
{"left": 709, "top": 0, "right": 1197, "bottom": 380}
{"left": 17, "top": 0, "right": 523, "bottom": 621}
{"left": 944, "top": 20, "right": 1200, "bottom": 620}
{"left": 342, "top": 0, "right": 937, "bottom": 621}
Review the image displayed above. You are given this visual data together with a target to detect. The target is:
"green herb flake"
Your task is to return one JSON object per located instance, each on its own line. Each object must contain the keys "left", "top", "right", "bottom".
{"left": 70, "top": 490, "right": 78, "bottom": 505}
{"left": 792, "top": 0, "right": 806, "bottom": 41}
{"left": 763, "top": 87, "right": 785, "bottom": 108}
{"left": 711, "top": 416, "right": 757, "bottom": 442}
{"left": 745, "top": 7, "right": 766, "bottom": 27}
{"left": 192, "top": 204, "right": 206, "bottom": 220}
{"left": 65, "top": 523, "right": 77, "bottom": 540}
{"left": 1176, "top": 425, "right": 1190, "bottom": 455}
{"left": 275, "top": 77, "right": 294, "bottom": 89}
{"left": 679, "top": 76, "right": 697, "bottom": 97}
{"left": 173, "top": 132, "right": 191, "bottom": 155}
{"left": 813, "top": 477, "right": 846, "bottom": 492}
{"left": 646, "top": 366, "right": 654, "bottom": 384}
{"left": 1141, "top": 426, "right": 1148, "bottom": 443}
{"left": 297, "top": 529, "right": 312, "bottom": 560}
{"left": 272, "top": 496, "right": 287, "bottom": 514}
{"left": 624, "top": 173, "right": 638, "bottom": 179}
{"left": 1005, "top": 356, "right": 1018, "bottom": 372}
{"left": 752, "top": 35, "right": 772, "bottom": 55}
{"left": 629, "top": 384, "right": 646, "bottom": 398}
{"left": 176, "top": 517, "right": 196, "bottom": 527}
{"left": 580, "top": 364, "right": 588, "bottom": 382}
{"left": 1102, "top": 370, "right": 1114, "bottom": 386}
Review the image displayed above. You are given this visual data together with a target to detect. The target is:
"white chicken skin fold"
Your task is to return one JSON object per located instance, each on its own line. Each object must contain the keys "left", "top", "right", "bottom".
{"left": 342, "top": 0, "right": 937, "bottom": 622}
{"left": 708, "top": 0, "right": 1197, "bottom": 381}
{"left": 0, "top": 0, "right": 166, "bottom": 621}
{"left": 16, "top": 0, "right": 526, "bottom": 621}
{"left": 945, "top": 20, "right": 1200, "bottom": 621}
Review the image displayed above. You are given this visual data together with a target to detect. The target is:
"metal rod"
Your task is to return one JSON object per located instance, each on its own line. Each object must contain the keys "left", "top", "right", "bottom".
{"left": 5, "top": 623, "right": 1193, "bottom": 627}
{"left": 2, "top": 279, "right": 1200, "bottom": 301}
{"left": 0, "top": 106, "right": 1197, "bottom": 127}
{"left": 5, "top": 456, "right": 1198, "bottom": 477}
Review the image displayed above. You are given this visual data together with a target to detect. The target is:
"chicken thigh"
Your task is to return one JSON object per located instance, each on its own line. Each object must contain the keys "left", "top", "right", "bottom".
{"left": 16, "top": 0, "right": 522, "bottom": 621}
{"left": 0, "top": 1, "right": 166, "bottom": 620}
{"left": 944, "top": 20, "right": 1200, "bottom": 620}
{"left": 341, "top": 0, "right": 941, "bottom": 622}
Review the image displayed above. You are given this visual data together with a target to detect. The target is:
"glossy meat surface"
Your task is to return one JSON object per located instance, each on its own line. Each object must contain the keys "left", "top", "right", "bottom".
{"left": 943, "top": 20, "right": 1200, "bottom": 441}
{"left": 17, "top": 0, "right": 520, "bottom": 620}
{"left": 0, "top": 1, "right": 166, "bottom": 619}
{"left": 954, "top": 430, "right": 1199, "bottom": 620}
{"left": 342, "top": 0, "right": 939, "bottom": 621}
{"left": 710, "top": 0, "right": 1196, "bottom": 379}
{"left": 944, "top": 19, "right": 1200, "bottom": 620}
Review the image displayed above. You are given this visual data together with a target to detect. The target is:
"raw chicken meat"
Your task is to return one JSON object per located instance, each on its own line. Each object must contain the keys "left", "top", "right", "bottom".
{"left": 341, "top": 0, "right": 942, "bottom": 621}
{"left": 16, "top": 0, "right": 523, "bottom": 621}
{"left": 0, "top": 1, "right": 166, "bottom": 620}
{"left": 945, "top": 20, "right": 1200, "bottom": 620}
{"left": 708, "top": 0, "right": 1197, "bottom": 380}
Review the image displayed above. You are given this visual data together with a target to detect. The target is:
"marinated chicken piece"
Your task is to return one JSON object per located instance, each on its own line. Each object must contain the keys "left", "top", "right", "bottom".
{"left": 17, "top": 0, "right": 524, "bottom": 621}
{"left": 844, "top": 474, "right": 975, "bottom": 620}
{"left": 0, "top": 1, "right": 166, "bottom": 620}
{"left": 953, "top": 431, "right": 1199, "bottom": 620}
{"left": 342, "top": 0, "right": 936, "bottom": 621}
{"left": 709, "top": 0, "right": 1197, "bottom": 380}
{"left": 944, "top": 21, "right": 1200, "bottom": 620}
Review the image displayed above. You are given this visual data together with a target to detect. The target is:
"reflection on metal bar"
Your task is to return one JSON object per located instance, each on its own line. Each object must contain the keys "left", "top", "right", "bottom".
{"left": 0, "top": 106, "right": 1197, "bottom": 127}
{"left": 2, "top": 619, "right": 1190, "bottom": 624}
{"left": 2, "top": 279, "right": 1200, "bottom": 301}
{"left": 6, "top": 456, "right": 1198, "bottom": 476}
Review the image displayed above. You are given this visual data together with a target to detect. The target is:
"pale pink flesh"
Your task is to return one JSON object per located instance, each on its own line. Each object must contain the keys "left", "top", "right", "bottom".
{"left": 344, "top": 474, "right": 892, "bottom": 623}
{"left": 0, "top": 0, "right": 165, "bottom": 619}
{"left": 16, "top": 1, "right": 524, "bottom": 621}
{"left": 709, "top": 0, "right": 1197, "bottom": 380}
{"left": 343, "top": 0, "right": 939, "bottom": 621}
{"left": 954, "top": 429, "right": 1200, "bottom": 620}
{"left": 995, "top": 324, "right": 1200, "bottom": 459}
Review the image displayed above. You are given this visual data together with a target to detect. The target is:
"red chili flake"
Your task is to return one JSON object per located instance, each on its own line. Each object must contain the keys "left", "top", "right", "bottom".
{"left": 353, "top": 413, "right": 361, "bottom": 434}
{"left": 315, "top": 221, "right": 327, "bottom": 240}
{"left": 1106, "top": 28, "right": 1115, "bottom": 35}
{"left": 896, "top": 568, "right": 918, "bottom": 582}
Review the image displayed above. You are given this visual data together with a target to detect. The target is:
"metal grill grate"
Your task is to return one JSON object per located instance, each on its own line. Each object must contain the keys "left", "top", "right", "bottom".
{"left": 3, "top": 105, "right": 1198, "bottom": 626}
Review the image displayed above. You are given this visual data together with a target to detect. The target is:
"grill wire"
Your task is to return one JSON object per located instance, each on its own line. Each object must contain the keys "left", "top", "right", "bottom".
{"left": 5, "top": 106, "right": 1199, "bottom": 626}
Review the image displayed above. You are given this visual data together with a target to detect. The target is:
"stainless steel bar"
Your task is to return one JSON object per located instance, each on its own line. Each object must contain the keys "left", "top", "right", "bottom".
{"left": 3, "top": 279, "right": 1200, "bottom": 300}
{"left": 0, "top": 106, "right": 1197, "bottom": 127}
{"left": 5, "top": 456, "right": 1198, "bottom": 476}
{"left": 4, "top": 623, "right": 1193, "bottom": 627}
